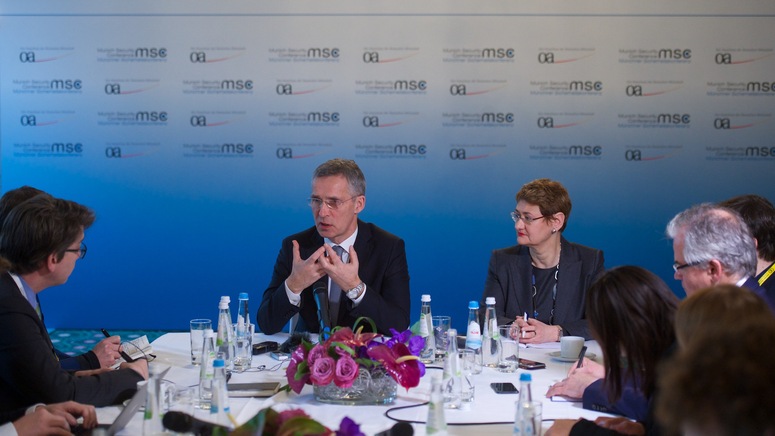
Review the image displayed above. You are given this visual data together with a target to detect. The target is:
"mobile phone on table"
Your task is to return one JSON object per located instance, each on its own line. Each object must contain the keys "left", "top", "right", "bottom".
{"left": 270, "top": 351, "right": 290, "bottom": 361}
{"left": 518, "top": 358, "right": 546, "bottom": 370}
{"left": 252, "top": 341, "right": 279, "bottom": 355}
{"left": 491, "top": 382, "right": 519, "bottom": 394}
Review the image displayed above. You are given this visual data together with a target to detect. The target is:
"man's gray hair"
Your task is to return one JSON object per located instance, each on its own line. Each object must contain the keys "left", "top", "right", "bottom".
{"left": 666, "top": 203, "right": 757, "bottom": 278}
{"left": 312, "top": 158, "right": 366, "bottom": 196}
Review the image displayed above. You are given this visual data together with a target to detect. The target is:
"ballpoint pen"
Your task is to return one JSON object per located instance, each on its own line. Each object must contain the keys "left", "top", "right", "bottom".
{"left": 576, "top": 346, "right": 587, "bottom": 369}
{"left": 522, "top": 312, "right": 528, "bottom": 338}
{"left": 101, "top": 328, "right": 135, "bottom": 362}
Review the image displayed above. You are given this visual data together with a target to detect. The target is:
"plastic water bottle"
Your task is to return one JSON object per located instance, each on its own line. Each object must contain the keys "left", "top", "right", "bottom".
{"left": 234, "top": 292, "right": 252, "bottom": 371}
{"left": 419, "top": 294, "right": 435, "bottom": 363}
{"left": 211, "top": 359, "right": 233, "bottom": 428}
{"left": 482, "top": 297, "right": 500, "bottom": 367}
{"left": 514, "top": 373, "right": 538, "bottom": 435}
{"left": 198, "top": 328, "right": 216, "bottom": 408}
{"left": 442, "top": 328, "right": 462, "bottom": 409}
{"left": 216, "top": 296, "right": 235, "bottom": 370}
{"left": 465, "top": 301, "right": 483, "bottom": 374}
{"left": 426, "top": 374, "right": 448, "bottom": 435}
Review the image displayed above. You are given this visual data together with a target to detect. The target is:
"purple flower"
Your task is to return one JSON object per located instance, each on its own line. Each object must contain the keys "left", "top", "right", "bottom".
{"left": 336, "top": 417, "right": 365, "bottom": 436}
{"left": 310, "top": 356, "right": 335, "bottom": 386}
{"left": 333, "top": 354, "right": 359, "bottom": 388}
{"left": 407, "top": 335, "right": 425, "bottom": 356}
{"left": 286, "top": 345, "right": 310, "bottom": 394}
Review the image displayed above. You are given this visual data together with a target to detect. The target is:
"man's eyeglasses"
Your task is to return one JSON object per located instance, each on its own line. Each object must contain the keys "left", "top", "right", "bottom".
{"left": 672, "top": 260, "right": 705, "bottom": 273}
{"left": 510, "top": 211, "right": 546, "bottom": 225}
{"left": 64, "top": 242, "right": 87, "bottom": 260}
{"left": 308, "top": 196, "right": 356, "bottom": 211}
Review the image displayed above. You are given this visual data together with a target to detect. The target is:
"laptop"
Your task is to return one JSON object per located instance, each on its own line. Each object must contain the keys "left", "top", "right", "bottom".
{"left": 74, "top": 366, "right": 170, "bottom": 436}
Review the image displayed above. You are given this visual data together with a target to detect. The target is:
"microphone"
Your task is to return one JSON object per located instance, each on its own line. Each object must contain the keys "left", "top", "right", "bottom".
{"left": 313, "top": 279, "right": 331, "bottom": 340}
{"left": 163, "top": 411, "right": 227, "bottom": 435}
{"left": 375, "top": 422, "right": 414, "bottom": 436}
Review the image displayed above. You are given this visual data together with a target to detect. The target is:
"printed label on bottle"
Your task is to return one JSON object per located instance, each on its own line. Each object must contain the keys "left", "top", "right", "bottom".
{"left": 419, "top": 313, "right": 430, "bottom": 337}
{"left": 465, "top": 321, "right": 482, "bottom": 349}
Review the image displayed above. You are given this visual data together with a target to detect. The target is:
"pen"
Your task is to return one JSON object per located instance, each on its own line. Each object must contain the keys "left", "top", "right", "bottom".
{"left": 522, "top": 312, "right": 528, "bottom": 338}
{"left": 576, "top": 346, "right": 587, "bottom": 369}
{"left": 101, "top": 328, "right": 135, "bottom": 363}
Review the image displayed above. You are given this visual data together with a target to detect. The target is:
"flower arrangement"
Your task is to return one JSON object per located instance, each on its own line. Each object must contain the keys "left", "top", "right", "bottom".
{"left": 286, "top": 321, "right": 426, "bottom": 395}
{"left": 228, "top": 407, "right": 364, "bottom": 436}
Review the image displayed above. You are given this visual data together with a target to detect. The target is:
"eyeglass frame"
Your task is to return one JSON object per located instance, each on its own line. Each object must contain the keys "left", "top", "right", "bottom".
{"left": 308, "top": 196, "right": 358, "bottom": 211}
{"left": 672, "top": 260, "right": 706, "bottom": 273}
{"left": 510, "top": 210, "right": 547, "bottom": 225}
{"left": 63, "top": 242, "right": 87, "bottom": 260}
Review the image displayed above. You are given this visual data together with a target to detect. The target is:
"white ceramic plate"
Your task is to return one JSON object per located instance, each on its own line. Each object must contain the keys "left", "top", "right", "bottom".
{"left": 547, "top": 350, "right": 596, "bottom": 362}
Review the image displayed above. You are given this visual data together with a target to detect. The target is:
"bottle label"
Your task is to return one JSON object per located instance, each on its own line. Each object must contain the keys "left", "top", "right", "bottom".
{"left": 465, "top": 321, "right": 482, "bottom": 349}
{"left": 419, "top": 313, "right": 430, "bottom": 337}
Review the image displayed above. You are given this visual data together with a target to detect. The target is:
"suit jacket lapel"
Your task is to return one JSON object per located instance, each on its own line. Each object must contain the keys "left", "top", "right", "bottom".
{"left": 555, "top": 241, "right": 581, "bottom": 323}
{"left": 514, "top": 247, "right": 533, "bottom": 316}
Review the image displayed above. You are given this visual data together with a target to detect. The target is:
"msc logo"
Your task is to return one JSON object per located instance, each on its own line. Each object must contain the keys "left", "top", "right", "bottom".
{"left": 481, "top": 113, "right": 514, "bottom": 123}
{"left": 20, "top": 115, "right": 37, "bottom": 126}
{"left": 136, "top": 111, "right": 167, "bottom": 122}
{"left": 51, "top": 143, "right": 82, "bottom": 153}
{"left": 746, "top": 146, "right": 775, "bottom": 157}
{"left": 746, "top": 82, "right": 775, "bottom": 92}
{"left": 570, "top": 81, "right": 603, "bottom": 91}
{"left": 308, "top": 48, "right": 340, "bottom": 58}
{"left": 658, "top": 49, "right": 691, "bottom": 59}
{"left": 307, "top": 112, "right": 340, "bottom": 122}
{"left": 394, "top": 80, "right": 427, "bottom": 91}
{"left": 134, "top": 47, "right": 167, "bottom": 58}
{"left": 363, "top": 116, "right": 379, "bottom": 127}
{"left": 221, "top": 143, "right": 253, "bottom": 154}
{"left": 569, "top": 145, "right": 602, "bottom": 156}
{"left": 105, "top": 147, "right": 122, "bottom": 158}
{"left": 221, "top": 80, "right": 252, "bottom": 90}
{"left": 51, "top": 79, "right": 82, "bottom": 90}
{"left": 657, "top": 114, "right": 690, "bottom": 124}
{"left": 395, "top": 144, "right": 426, "bottom": 155}
{"left": 482, "top": 48, "right": 514, "bottom": 59}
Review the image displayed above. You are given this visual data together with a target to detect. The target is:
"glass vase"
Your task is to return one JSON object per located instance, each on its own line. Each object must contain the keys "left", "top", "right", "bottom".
{"left": 313, "top": 367, "right": 397, "bottom": 405}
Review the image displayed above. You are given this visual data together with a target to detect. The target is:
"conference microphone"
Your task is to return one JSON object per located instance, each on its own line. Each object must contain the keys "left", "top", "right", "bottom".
{"left": 313, "top": 279, "right": 331, "bottom": 339}
{"left": 163, "top": 411, "right": 227, "bottom": 435}
{"left": 375, "top": 422, "right": 414, "bottom": 436}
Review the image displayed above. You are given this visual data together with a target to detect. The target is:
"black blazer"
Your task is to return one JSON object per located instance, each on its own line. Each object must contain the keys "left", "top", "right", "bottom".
{"left": 0, "top": 273, "right": 142, "bottom": 413}
{"left": 481, "top": 237, "right": 604, "bottom": 339}
{"left": 257, "top": 220, "right": 411, "bottom": 335}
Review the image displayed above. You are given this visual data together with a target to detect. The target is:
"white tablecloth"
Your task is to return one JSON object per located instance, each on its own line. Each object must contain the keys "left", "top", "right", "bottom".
{"left": 108, "top": 332, "right": 611, "bottom": 435}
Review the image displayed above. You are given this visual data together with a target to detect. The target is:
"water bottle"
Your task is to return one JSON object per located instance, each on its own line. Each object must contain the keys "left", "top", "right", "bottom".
{"left": 234, "top": 292, "right": 252, "bottom": 371}
{"left": 143, "top": 369, "right": 163, "bottom": 435}
{"left": 199, "top": 328, "right": 216, "bottom": 408}
{"left": 442, "top": 328, "right": 462, "bottom": 409}
{"left": 216, "top": 296, "right": 235, "bottom": 371}
{"left": 465, "top": 301, "right": 483, "bottom": 374}
{"left": 419, "top": 294, "right": 435, "bottom": 364}
{"left": 514, "top": 373, "right": 539, "bottom": 436}
{"left": 426, "top": 374, "right": 448, "bottom": 435}
{"left": 482, "top": 297, "right": 500, "bottom": 368}
{"left": 211, "top": 359, "right": 233, "bottom": 428}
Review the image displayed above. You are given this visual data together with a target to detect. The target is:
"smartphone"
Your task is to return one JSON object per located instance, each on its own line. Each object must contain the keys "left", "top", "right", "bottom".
{"left": 270, "top": 351, "right": 290, "bottom": 361}
{"left": 518, "top": 358, "right": 546, "bottom": 370}
{"left": 491, "top": 382, "right": 519, "bottom": 394}
{"left": 252, "top": 341, "right": 279, "bottom": 355}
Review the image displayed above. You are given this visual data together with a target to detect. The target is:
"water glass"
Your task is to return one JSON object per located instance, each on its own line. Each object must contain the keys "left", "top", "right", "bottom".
{"left": 233, "top": 322, "right": 254, "bottom": 372}
{"left": 432, "top": 316, "right": 451, "bottom": 362}
{"left": 498, "top": 324, "right": 519, "bottom": 372}
{"left": 458, "top": 349, "right": 476, "bottom": 402}
{"left": 190, "top": 319, "right": 212, "bottom": 365}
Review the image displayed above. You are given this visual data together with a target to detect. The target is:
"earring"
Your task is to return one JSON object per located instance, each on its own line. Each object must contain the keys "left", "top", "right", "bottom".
{"left": 551, "top": 228, "right": 557, "bottom": 234}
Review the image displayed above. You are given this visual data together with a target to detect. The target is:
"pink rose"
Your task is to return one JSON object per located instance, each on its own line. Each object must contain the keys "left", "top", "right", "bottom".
{"left": 310, "top": 356, "right": 335, "bottom": 386}
{"left": 307, "top": 344, "right": 326, "bottom": 366}
{"left": 333, "top": 354, "right": 359, "bottom": 388}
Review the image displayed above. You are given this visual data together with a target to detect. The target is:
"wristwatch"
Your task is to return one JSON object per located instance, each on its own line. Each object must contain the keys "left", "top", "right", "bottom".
{"left": 557, "top": 325, "right": 564, "bottom": 342}
{"left": 346, "top": 282, "right": 366, "bottom": 299}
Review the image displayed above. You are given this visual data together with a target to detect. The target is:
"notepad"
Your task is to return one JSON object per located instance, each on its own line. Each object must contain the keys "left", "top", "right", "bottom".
{"left": 226, "top": 381, "right": 281, "bottom": 397}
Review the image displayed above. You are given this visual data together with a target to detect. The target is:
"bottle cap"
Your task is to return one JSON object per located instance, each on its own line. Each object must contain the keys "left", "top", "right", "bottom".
{"left": 421, "top": 294, "right": 431, "bottom": 302}
{"left": 219, "top": 301, "right": 228, "bottom": 309}
{"left": 220, "top": 296, "right": 231, "bottom": 304}
{"left": 485, "top": 297, "right": 495, "bottom": 305}
{"left": 520, "top": 373, "right": 532, "bottom": 382}
{"left": 213, "top": 359, "right": 225, "bottom": 368}
{"left": 239, "top": 292, "right": 249, "bottom": 300}
{"left": 468, "top": 301, "right": 479, "bottom": 309}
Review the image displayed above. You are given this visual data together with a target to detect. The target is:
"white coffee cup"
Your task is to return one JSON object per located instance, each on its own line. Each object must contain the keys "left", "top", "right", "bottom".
{"left": 560, "top": 336, "right": 585, "bottom": 359}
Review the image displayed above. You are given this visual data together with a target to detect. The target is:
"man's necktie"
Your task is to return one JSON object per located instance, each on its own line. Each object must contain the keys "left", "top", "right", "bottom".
{"left": 328, "top": 245, "right": 346, "bottom": 327}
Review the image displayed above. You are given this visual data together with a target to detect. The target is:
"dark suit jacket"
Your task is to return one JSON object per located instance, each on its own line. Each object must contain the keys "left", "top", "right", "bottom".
{"left": 0, "top": 273, "right": 142, "bottom": 413}
{"left": 742, "top": 276, "right": 775, "bottom": 312}
{"left": 481, "top": 237, "right": 604, "bottom": 339}
{"left": 257, "top": 220, "right": 411, "bottom": 336}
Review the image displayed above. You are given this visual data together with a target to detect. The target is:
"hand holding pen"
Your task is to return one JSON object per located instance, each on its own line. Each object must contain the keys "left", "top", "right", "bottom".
{"left": 101, "top": 328, "right": 135, "bottom": 363}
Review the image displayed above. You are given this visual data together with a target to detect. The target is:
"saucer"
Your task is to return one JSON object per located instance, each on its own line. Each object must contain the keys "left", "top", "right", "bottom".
{"left": 548, "top": 351, "right": 596, "bottom": 362}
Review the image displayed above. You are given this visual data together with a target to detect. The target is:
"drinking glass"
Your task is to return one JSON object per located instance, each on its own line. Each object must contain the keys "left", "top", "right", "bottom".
{"left": 432, "top": 316, "right": 451, "bottom": 362}
{"left": 189, "top": 319, "right": 212, "bottom": 365}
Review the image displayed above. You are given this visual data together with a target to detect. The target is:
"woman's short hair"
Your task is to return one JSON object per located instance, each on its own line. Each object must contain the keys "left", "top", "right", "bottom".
{"left": 516, "top": 178, "right": 572, "bottom": 232}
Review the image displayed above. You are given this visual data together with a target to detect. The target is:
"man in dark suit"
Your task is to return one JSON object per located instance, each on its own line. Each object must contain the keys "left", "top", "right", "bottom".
{"left": 257, "top": 158, "right": 410, "bottom": 335}
{"left": 0, "top": 195, "right": 147, "bottom": 413}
